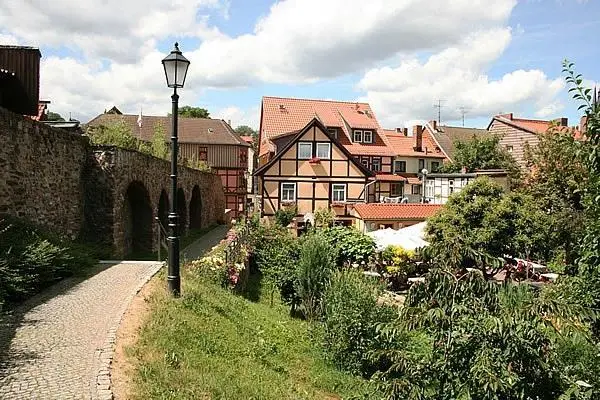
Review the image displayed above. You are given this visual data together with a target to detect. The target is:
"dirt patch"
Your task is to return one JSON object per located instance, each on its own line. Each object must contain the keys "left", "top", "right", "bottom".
{"left": 111, "top": 275, "right": 164, "bottom": 400}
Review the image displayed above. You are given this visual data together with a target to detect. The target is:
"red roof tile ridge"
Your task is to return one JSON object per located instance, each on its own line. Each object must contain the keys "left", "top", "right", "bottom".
{"left": 263, "top": 95, "right": 371, "bottom": 106}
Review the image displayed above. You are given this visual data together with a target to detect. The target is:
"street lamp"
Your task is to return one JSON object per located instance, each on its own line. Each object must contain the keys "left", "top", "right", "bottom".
{"left": 162, "top": 42, "right": 190, "bottom": 297}
{"left": 421, "top": 168, "right": 428, "bottom": 203}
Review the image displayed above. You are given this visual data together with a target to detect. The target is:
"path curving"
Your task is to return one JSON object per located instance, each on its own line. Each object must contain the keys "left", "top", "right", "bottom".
{"left": 0, "top": 261, "right": 163, "bottom": 400}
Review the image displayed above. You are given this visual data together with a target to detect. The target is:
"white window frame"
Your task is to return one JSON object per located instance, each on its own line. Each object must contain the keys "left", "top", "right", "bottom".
{"left": 371, "top": 158, "right": 382, "bottom": 171}
{"left": 363, "top": 130, "right": 373, "bottom": 143}
{"left": 353, "top": 130, "right": 363, "bottom": 143}
{"left": 281, "top": 182, "right": 297, "bottom": 202}
{"left": 332, "top": 183, "right": 347, "bottom": 203}
{"left": 506, "top": 145, "right": 513, "bottom": 153}
{"left": 316, "top": 142, "right": 331, "bottom": 159}
{"left": 298, "top": 142, "right": 313, "bottom": 159}
{"left": 394, "top": 160, "right": 406, "bottom": 173}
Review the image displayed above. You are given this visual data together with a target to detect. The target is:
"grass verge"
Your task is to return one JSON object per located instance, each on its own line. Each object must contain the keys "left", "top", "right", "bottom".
{"left": 129, "top": 270, "right": 374, "bottom": 399}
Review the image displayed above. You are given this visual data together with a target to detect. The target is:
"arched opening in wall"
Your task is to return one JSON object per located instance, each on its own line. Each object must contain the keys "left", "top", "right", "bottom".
{"left": 189, "top": 185, "right": 202, "bottom": 230}
{"left": 177, "top": 187, "right": 187, "bottom": 234}
{"left": 124, "top": 181, "right": 153, "bottom": 256}
{"left": 157, "top": 189, "right": 169, "bottom": 230}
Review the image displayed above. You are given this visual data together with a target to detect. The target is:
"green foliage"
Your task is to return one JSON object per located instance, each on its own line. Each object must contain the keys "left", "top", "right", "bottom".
{"left": 253, "top": 225, "right": 301, "bottom": 306}
{"left": 439, "top": 135, "right": 520, "bottom": 179}
{"left": 274, "top": 207, "right": 297, "bottom": 227}
{"left": 0, "top": 218, "right": 96, "bottom": 308}
{"left": 46, "top": 111, "right": 65, "bottom": 121}
{"left": 561, "top": 61, "right": 600, "bottom": 337}
{"left": 89, "top": 119, "right": 142, "bottom": 150}
{"left": 323, "top": 269, "right": 394, "bottom": 376}
{"left": 234, "top": 125, "right": 257, "bottom": 137}
{"left": 177, "top": 105, "right": 210, "bottom": 118}
{"left": 295, "top": 233, "right": 336, "bottom": 320}
{"left": 150, "top": 121, "right": 169, "bottom": 160}
{"left": 314, "top": 207, "right": 336, "bottom": 228}
{"left": 371, "top": 269, "right": 597, "bottom": 399}
{"left": 380, "top": 246, "right": 421, "bottom": 290}
{"left": 133, "top": 269, "right": 374, "bottom": 399}
{"left": 426, "top": 177, "right": 556, "bottom": 277}
{"left": 523, "top": 128, "right": 588, "bottom": 267}
{"left": 322, "top": 226, "right": 376, "bottom": 267}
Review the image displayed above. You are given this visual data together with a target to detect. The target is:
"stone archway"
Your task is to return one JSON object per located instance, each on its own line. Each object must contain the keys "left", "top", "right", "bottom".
{"left": 189, "top": 185, "right": 202, "bottom": 230}
{"left": 177, "top": 187, "right": 187, "bottom": 234}
{"left": 124, "top": 181, "right": 153, "bottom": 256}
{"left": 157, "top": 189, "right": 169, "bottom": 230}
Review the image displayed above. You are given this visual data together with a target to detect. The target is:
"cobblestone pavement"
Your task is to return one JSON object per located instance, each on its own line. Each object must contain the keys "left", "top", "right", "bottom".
{"left": 0, "top": 261, "right": 163, "bottom": 400}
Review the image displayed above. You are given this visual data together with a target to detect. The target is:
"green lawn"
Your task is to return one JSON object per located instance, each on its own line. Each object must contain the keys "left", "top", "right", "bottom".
{"left": 130, "top": 270, "right": 374, "bottom": 399}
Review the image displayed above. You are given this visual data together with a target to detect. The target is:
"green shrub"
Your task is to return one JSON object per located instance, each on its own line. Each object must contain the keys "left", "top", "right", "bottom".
{"left": 274, "top": 207, "right": 297, "bottom": 227}
{"left": 371, "top": 268, "right": 597, "bottom": 399}
{"left": 0, "top": 218, "right": 97, "bottom": 307}
{"left": 322, "top": 226, "right": 375, "bottom": 267}
{"left": 323, "top": 269, "right": 394, "bottom": 376}
{"left": 295, "top": 233, "right": 336, "bottom": 320}
{"left": 253, "top": 225, "right": 301, "bottom": 306}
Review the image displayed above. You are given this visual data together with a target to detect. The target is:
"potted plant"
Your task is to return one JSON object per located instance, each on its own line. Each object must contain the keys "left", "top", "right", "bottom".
{"left": 308, "top": 157, "right": 321, "bottom": 164}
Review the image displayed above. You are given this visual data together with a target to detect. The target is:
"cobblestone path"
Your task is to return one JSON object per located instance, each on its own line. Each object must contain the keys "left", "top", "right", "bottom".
{"left": 0, "top": 261, "right": 163, "bottom": 400}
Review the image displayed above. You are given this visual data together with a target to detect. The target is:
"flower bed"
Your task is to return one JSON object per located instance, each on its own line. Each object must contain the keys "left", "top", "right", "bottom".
{"left": 189, "top": 224, "right": 250, "bottom": 291}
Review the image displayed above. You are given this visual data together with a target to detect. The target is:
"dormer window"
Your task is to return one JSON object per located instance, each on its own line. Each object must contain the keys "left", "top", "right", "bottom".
{"left": 363, "top": 130, "right": 373, "bottom": 143}
{"left": 353, "top": 130, "right": 363, "bottom": 142}
{"left": 327, "top": 128, "right": 338, "bottom": 139}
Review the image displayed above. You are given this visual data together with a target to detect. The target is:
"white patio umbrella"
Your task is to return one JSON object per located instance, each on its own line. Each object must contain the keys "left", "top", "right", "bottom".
{"left": 367, "top": 222, "right": 429, "bottom": 251}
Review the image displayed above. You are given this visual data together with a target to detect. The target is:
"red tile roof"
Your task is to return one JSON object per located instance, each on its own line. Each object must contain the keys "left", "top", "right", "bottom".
{"left": 240, "top": 135, "right": 254, "bottom": 144}
{"left": 374, "top": 173, "right": 406, "bottom": 182}
{"left": 383, "top": 129, "right": 446, "bottom": 158}
{"left": 260, "top": 96, "right": 382, "bottom": 156}
{"left": 353, "top": 203, "right": 442, "bottom": 221}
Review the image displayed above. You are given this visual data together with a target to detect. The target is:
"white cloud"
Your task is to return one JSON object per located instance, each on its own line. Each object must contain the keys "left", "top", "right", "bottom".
{"left": 186, "top": 0, "right": 517, "bottom": 87}
{"left": 358, "top": 28, "right": 565, "bottom": 127}
{"left": 213, "top": 106, "right": 260, "bottom": 129}
{"left": 1, "top": 0, "right": 564, "bottom": 127}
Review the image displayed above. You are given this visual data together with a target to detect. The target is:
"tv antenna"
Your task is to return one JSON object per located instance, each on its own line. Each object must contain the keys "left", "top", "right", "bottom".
{"left": 458, "top": 106, "right": 470, "bottom": 127}
{"left": 433, "top": 100, "right": 445, "bottom": 125}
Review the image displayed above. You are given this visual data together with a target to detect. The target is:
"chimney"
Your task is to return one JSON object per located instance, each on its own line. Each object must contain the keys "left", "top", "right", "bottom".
{"left": 396, "top": 127, "right": 402, "bottom": 134}
{"left": 227, "top": 119, "right": 231, "bottom": 126}
{"left": 552, "top": 117, "right": 568, "bottom": 127}
{"left": 403, "top": 127, "right": 408, "bottom": 136}
{"left": 429, "top": 120, "right": 437, "bottom": 130}
{"left": 499, "top": 113, "right": 513, "bottom": 120}
{"left": 580, "top": 115, "right": 588, "bottom": 133}
{"left": 413, "top": 125, "right": 423, "bottom": 151}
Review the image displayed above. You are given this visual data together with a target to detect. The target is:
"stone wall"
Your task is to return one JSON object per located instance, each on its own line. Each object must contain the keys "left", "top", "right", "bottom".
{"left": 85, "top": 147, "right": 226, "bottom": 257}
{"left": 0, "top": 107, "right": 89, "bottom": 238}
{"left": 0, "top": 107, "right": 226, "bottom": 258}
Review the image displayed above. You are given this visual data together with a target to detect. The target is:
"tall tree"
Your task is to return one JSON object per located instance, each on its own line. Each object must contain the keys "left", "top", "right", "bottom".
{"left": 439, "top": 135, "right": 521, "bottom": 184}
{"left": 177, "top": 106, "right": 210, "bottom": 118}
{"left": 234, "top": 125, "right": 257, "bottom": 137}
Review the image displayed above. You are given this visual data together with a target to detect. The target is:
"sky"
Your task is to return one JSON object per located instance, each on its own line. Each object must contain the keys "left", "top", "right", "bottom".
{"left": 1, "top": 0, "right": 598, "bottom": 130}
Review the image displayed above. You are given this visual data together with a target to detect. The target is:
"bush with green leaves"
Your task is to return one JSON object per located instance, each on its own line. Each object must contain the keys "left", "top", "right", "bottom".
{"left": 274, "top": 207, "right": 297, "bottom": 227}
{"left": 323, "top": 269, "right": 394, "bottom": 376}
{"left": 253, "top": 224, "right": 301, "bottom": 307}
{"left": 295, "top": 232, "right": 336, "bottom": 320}
{"left": 370, "top": 268, "right": 598, "bottom": 400}
{"left": 322, "top": 226, "right": 375, "bottom": 267}
{"left": 0, "top": 218, "right": 96, "bottom": 309}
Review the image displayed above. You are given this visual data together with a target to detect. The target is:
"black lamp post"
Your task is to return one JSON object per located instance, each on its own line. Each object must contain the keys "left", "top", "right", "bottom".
{"left": 162, "top": 42, "right": 190, "bottom": 297}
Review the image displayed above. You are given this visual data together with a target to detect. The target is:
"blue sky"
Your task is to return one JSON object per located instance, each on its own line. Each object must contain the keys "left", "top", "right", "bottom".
{"left": 1, "top": 0, "right": 598, "bottom": 129}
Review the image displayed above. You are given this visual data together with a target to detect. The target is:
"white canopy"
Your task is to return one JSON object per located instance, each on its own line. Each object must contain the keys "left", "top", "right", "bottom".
{"left": 367, "top": 222, "right": 429, "bottom": 251}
